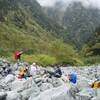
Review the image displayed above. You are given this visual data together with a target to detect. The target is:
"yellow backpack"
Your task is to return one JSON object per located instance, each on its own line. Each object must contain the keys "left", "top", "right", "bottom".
{"left": 20, "top": 68, "right": 27, "bottom": 76}
{"left": 93, "top": 81, "right": 100, "bottom": 89}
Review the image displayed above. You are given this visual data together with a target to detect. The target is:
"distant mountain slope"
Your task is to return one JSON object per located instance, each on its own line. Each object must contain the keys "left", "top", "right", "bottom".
{"left": 87, "top": 26, "right": 100, "bottom": 55}
{"left": 43, "top": 2, "right": 100, "bottom": 49}
{"left": 0, "top": 0, "right": 68, "bottom": 55}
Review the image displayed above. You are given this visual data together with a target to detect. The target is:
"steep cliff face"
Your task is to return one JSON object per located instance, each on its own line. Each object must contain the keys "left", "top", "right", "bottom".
{"left": 43, "top": 2, "right": 100, "bottom": 48}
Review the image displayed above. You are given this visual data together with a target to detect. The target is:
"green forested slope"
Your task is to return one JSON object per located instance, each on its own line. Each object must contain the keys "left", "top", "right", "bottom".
{"left": 0, "top": 0, "right": 81, "bottom": 66}
{"left": 0, "top": 0, "right": 66, "bottom": 55}
{"left": 86, "top": 27, "right": 100, "bottom": 56}
{"left": 0, "top": 0, "right": 99, "bottom": 66}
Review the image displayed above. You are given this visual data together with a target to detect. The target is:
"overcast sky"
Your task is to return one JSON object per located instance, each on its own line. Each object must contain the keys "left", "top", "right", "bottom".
{"left": 36, "top": 0, "right": 100, "bottom": 9}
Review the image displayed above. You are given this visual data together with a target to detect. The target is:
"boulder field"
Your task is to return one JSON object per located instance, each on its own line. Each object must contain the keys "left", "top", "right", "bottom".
{"left": 0, "top": 59, "right": 100, "bottom": 100}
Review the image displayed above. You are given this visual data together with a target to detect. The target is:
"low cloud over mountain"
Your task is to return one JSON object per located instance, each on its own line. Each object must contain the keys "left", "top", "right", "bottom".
{"left": 37, "top": 0, "right": 100, "bottom": 10}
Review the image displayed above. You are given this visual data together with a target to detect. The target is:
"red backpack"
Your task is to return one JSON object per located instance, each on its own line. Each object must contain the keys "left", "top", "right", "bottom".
{"left": 14, "top": 52, "right": 19, "bottom": 60}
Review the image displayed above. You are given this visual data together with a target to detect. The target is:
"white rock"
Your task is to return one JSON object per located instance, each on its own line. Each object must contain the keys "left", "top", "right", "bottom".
{"left": 4, "top": 74, "right": 15, "bottom": 83}
{"left": 6, "top": 91, "right": 21, "bottom": 100}
{"left": 10, "top": 80, "right": 27, "bottom": 92}
{"left": 10, "top": 77, "right": 40, "bottom": 92}
{"left": 40, "top": 83, "right": 53, "bottom": 92}
{"left": 51, "top": 77, "right": 65, "bottom": 87}
{"left": 0, "top": 67, "right": 3, "bottom": 72}
{"left": 76, "top": 77, "right": 91, "bottom": 90}
{"left": 91, "top": 97, "right": 100, "bottom": 100}
{"left": 34, "top": 78, "right": 42, "bottom": 83}
{"left": 30, "top": 84, "right": 79, "bottom": 100}
{"left": 0, "top": 92, "right": 7, "bottom": 100}
{"left": 29, "top": 92, "right": 40, "bottom": 100}
{"left": 21, "top": 88, "right": 40, "bottom": 100}
{"left": 76, "top": 88, "right": 97, "bottom": 100}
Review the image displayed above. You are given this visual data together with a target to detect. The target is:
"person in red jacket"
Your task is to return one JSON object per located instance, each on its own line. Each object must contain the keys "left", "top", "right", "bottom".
{"left": 14, "top": 51, "right": 23, "bottom": 62}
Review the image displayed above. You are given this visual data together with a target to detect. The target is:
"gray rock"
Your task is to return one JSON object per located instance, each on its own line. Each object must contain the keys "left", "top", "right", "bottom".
{"left": 21, "top": 88, "right": 40, "bottom": 100}
{"left": 37, "top": 81, "right": 42, "bottom": 87}
{"left": 34, "top": 78, "right": 42, "bottom": 83}
{"left": 30, "top": 84, "right": 79, "bottom": 100}
{"left": 4, "top": 74, "right": 15, "bottom": 83}
{"left": 51, "top": 77, "right": 65, "bottom": 87}
{"left": 0, "top": 74, "right": 2, "bottom": 79}
{"left": 40, "top": 83, "right": 53, "bottom": 92}
{"left": 0, "top": 62, "right": 3, "bottom": 66}
{"left": 0, "top": 67, "right": 3, "bottom": 73}
{"left": 91, "top": 97, "right": 100, "bottom": 100}
{"left": 76, "top": 77, "right": 91, "bottom": 91}
{"left": 14, "top": 71, "right": 20, "bottom": 75}
{"left": 10, "top": 77, "right": 40, "bottom": 92}
{"left": 10, "top": 80, "right": 27, "bottom": 92}
{"left": 28, "top": 92, "right": 40, "bottom": 100}
{"left": 76, "top": 88, "right": 97, "bottom": 100}
{"left": 6, "top": 91, "right": 21, "bottom": 100}
{"left": 97, "top": 89, "right": 100, "bottom": 96}
{"left": 45, "top": 66, "right": 55, "bottom": 72}
{"left": 0, "top": 92, "right": 7, "bottom": 100}
{"left": 2, "top": 63, "right": 8, "bottom": 68}
{"left": 13, "top": 64, "right": 18, "bottom": 71}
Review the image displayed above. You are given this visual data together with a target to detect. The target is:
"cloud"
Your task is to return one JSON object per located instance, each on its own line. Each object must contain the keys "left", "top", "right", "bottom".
{"left": 36, "top": 0, "right": 100, "bottom": 9}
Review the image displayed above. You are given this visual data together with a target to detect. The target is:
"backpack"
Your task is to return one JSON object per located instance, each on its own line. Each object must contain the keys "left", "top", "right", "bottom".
{"left": 20, "top": 68, "right": 27, "bottom": 76}
{"left": 14, "top": 52, "right": 19, "bottom": 60}
{"left": 93, "top": 81, "right": 100, "bottom": 89}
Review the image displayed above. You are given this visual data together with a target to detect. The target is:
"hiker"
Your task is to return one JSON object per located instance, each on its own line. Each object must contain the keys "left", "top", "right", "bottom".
{"left": 30, "top": 63, "right": 38, "bottom": 76}
{"left": 5, "top": 68, "right": 12, "bottom": 76}
{"left": 92, "top": 76, "right": 100, "bottom": 89}
{"left": 46, "top": 66, "right": 62, "bottom": 78}
{"left": 14, "top": 51, "right": 23, "bottom": 62}
{"left": 68, "top": 74, "right": 77, "bottom": 84}
{"left": 20, "top": 67, "right": 30, "bottom": 78}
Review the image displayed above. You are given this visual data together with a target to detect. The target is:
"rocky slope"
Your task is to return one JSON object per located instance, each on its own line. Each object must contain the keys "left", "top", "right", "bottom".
{"left": 0, "top": 59, "right": 100, "bottom": 100}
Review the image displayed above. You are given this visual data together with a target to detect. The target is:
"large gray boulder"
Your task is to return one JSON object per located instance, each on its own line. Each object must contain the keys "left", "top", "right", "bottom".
{"left": 76, "top": 88, "right": 97, "bottom": 100}
{"left": 29, "top": 84, "right": 79, "bottom": 100}
{"left": 0, "top": 67, "right": 3, "bottom": 73}
{"left": 45, "top": 66, "right": 55, "bottom": 72}
{"left": 0, "top": 92, "right": 7, "bottom": 100}
{"left": 34, "top": 78, "right": 42, "bottom": 84}
{"left": 28, "top": 92, "right": 41, "bottom": 100}
{"left": 40, "top": 83, "right": 53, "bottom": 92}
{"left": 2, "top": 63, "right": 8, "bottom": 69}
{"left": 21, "top": 87, "right": 40, "bottom": 100}
{"left": 4, "top": 74, "right": 15, "bottom": 84}
{"left": 76, "top": 76, "right": 91, "bottom": 91}
{"left": 10, "top": 80, "right": 26, "bottom": 92}
{"left": 10, "top": 77, "right": 40, "bottom": 92}
{"left": 51, "top": 77, "right": 65, "bottom": 87}
{"left": 91, "top": 97, "right": 100, "bottom": 100}
{"left": 6, "top": 91, "right": 21, "bottom": 100}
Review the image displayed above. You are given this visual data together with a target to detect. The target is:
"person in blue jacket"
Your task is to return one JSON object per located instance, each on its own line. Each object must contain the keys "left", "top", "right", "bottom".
{"left": 68, "top": 74, "right": 77, "bottom": 83}
{"left": 46, "top": 66, "right": 62, "bottom": 78}
{"left": 53, "top": 66, "right": 62, "bottom": 78}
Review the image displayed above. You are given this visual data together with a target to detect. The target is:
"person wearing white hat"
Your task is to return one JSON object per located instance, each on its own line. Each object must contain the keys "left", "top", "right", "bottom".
{"left": 30, "top": 63, "right": 38, "bottom": 76}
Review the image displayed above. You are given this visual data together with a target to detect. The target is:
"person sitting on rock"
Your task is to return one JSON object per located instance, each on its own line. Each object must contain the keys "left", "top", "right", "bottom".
{"left": 46, "top": 66, "right": 62, "bottom": 78}
{"left": 20, "top": 67, "right": 30, "bottom": 78}
{"left": 68, "top": 74, "right": 77, "bottom": 84}
{"left": 5, "top": 68, "right": 12, "bottom": 76}
{"left": 92, "top": 76, "right": 100, "bottom": 89}
{"left": 29, "top": 63, "right": 38, "bottom": 76}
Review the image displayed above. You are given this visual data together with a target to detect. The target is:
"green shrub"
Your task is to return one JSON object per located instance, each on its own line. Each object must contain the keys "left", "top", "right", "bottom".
{"left": 72, "top": 58, "right": 84, "bottom": 66}
{"left": 21, "top": 54, "right": 57, "bottom": 67}
{"left": 82, "top": 56, "right": 100, "bottom": 65}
